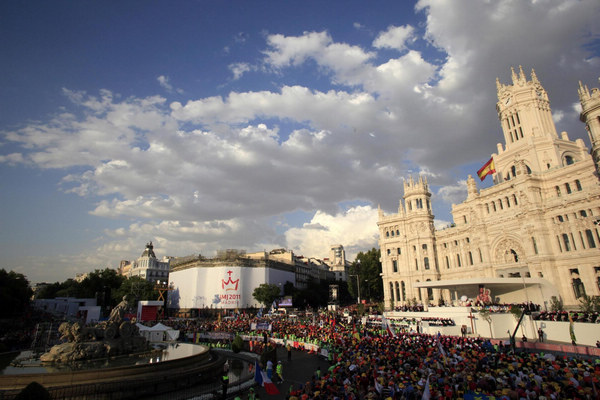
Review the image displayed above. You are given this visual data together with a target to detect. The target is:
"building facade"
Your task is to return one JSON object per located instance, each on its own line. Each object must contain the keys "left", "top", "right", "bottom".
{"left": 167, "top": 251, "right": 296, "bottom": 310}
{"left": 119, "top": 242, "right": 171, "bottom": 284}
{"left": 378, "top": 67, "right": 600, "bottom": 309}
{"left": 324, "top": 244, "right": 350, "bottom": 282}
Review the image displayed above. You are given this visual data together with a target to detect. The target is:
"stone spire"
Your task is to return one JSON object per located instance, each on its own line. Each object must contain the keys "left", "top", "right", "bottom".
{"left": 531, "top": 68, "right": 539, "bottom": 84}
{"left": 466, "top": 175, "right": 478, "bottom": 200}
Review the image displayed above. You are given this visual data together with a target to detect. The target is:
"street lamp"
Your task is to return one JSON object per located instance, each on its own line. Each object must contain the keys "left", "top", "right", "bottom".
{"left": 350, "top": 274, "right": 361, "bottom": 304}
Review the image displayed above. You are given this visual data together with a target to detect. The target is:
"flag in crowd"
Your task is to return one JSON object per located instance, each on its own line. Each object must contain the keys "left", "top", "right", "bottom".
{"left": 254, "top": 361, "right": 280, "bottom": 395}
{"left": 437, "top": 337, "right": 447, "bottom": 365}
{"left": 568, "top": 314, "right": 577, "bottom": 344}
{"left": 381, "top": 315, "right": 396, "bottom": 337}
{"left": 421, "top": 374, "right": 431, "bottom": 400}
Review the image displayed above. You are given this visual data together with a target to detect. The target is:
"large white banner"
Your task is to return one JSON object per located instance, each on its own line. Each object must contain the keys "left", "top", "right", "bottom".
{"left": 168, "top": 265, "right": 295, "bottom": 309}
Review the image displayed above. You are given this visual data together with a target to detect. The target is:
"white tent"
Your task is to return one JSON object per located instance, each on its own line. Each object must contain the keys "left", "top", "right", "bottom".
{"left": 136, "top": 323, "right": 179, "bottom": 342}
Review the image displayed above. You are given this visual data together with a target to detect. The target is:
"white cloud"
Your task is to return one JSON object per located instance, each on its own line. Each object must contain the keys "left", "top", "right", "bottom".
{"left": 157, "top": 75, "right": 184, "bottom": 94}
{"left": 157, "top": 75, "right": 173, "bottom": 91}
{"left": 0, "top": 152, "right": 24, "bottom": 165}
{"left": 285, "top": 206, "right": 380, "bottom": 259}
{"left": 229, "top": 62, "right": 252, "bottom": 80}
{"left": 2, "top": 0, "right": 599, "bottom": 283}
{"left": 436, "top": 180, "right": 467, "bottom": 206}
{"left": 373, "top": 25, "right": 416, "bottom": 51}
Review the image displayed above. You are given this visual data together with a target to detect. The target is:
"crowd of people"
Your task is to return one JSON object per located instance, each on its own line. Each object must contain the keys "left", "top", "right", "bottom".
{"left": 160, "top": 310, "right": 600, "bottom": 399}
{"left": 535, "top": 311, "right": 599, "bottom": 324}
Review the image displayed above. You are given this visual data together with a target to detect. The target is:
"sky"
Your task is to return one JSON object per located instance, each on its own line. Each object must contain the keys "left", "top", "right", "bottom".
{"left": 1, "top": 0, "right": 599, "bottom": 284}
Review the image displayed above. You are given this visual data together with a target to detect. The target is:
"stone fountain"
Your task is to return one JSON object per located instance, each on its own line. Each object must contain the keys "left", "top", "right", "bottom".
{"left": 40, "top": 297, "right": 148, "bottom": 363}
{"left": 1, "top": 298, "right": 222, "bottom": 399}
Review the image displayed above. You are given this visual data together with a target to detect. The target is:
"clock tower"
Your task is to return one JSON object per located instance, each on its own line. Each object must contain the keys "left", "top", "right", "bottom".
{"left": 496, "top": 66, "right": 557, "bottom": 149}
{"left": 579, "top": 78, "right": 600, "bottom": 173}
{"left": 490, "top": 66, "right": 588, "bottom": 182}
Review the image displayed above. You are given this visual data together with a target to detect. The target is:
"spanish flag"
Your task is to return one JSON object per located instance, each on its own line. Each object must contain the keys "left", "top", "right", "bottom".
{"left": 477, "top": 158, "right": 495, "bottom": 181}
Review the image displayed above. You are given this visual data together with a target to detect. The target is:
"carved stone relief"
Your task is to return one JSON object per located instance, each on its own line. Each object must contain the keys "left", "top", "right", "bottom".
{"left": 494, "top": 237, "right": 525, "bottom": 264}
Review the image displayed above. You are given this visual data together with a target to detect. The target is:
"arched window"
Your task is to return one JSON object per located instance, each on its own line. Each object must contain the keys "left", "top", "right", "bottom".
{"left": 566, "top": 183, "right": 572, "bottom": 194}
{"left": 505, "top": 197, "right": 510, "bottom": 208}
{"left": 386, "top": 231, "right": 389, "bottom": 237}
{"left": 401, "top": 281, "right": 406, "bottom": 302}
{"left": 389, "top": 282, "right": 394, "bottom": 302}
{"left": 565, "top": 155, "right": 574, "bottom": 165}
{"left": 424, "top": 257, "right": 430, "bottom": 270}
{"left": 510, "top": 249, "right": 518, "bottom": 262}
{"left": 392, "top": 259, "right": 397, "bottom": 273}
{"left": 395, "top": 282, "right": 401, "bottom": 303}
{"left": 585, "top": 230, "right": 596, "bottom": 248}
{"left": 513, "top": 194, "right": 518, "bottom": 206}
{"left": 468, "top": 252, "right": 473, "bottom": 265}
{"left": 457, "top": 254, "right": 462, "bottom": 267}
{"left": 562, "top": 234, "right": 571, "bottom": 251}
{"left": 511, "top": 165, "right": 516, "bottom": 178}
{"left": 445, "top": 256, "right": 450, "bottom": 269}
{"left": 575, "top": 180, "right": 582, "bottom": 191}
{"left": 572, "top": 278, "right": 586, "bottom": 298}
{"left": 555, "top": 186, "right": 561, "bottom": 197}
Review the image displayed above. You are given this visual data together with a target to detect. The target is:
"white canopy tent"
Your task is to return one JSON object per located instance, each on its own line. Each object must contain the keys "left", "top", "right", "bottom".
{"left": 136, "top": 322, "right": 180, "bottom": 342}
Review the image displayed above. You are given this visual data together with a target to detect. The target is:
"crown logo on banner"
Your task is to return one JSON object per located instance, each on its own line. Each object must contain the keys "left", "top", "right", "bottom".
{"left": 221, "top": 270, "right": 240, "bottom": 291}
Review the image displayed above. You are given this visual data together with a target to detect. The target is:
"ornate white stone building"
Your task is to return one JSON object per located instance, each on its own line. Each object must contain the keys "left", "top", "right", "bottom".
{"left": 378, "top": 67, "right": 600, "bottom": 309}
{"left": 119, "top": 242, "right": 171, "bottom": 283}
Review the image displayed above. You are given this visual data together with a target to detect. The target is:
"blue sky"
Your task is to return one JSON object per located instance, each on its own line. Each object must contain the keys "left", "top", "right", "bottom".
{"left": 1, "top": 0, "right": 599, "bottom": 284}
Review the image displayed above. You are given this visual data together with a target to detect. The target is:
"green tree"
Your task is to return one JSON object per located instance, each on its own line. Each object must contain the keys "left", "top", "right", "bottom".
{"left": 252, "top": 283, "right": 281, "bottom": 308}
{"left": 578, "top": 294, "right": 600, "bottom": 312}
{"left": 350, "top": 248, "right": 382, "bottom": 303}
{"left": 510, "top": 305, "right": 523, "bottom": 321}
{"left": 296, "top": 279, "right": 331, "bottom": 309}
{"left": 78, "top": 268, "right": 126, "bottom": 307}
{"left": 114, "top": 276, "right": 157, "bottom": 304}
{"left": 55, "top": 279, "right": 82, "bottom": 298}
{"left": 231, "top": 334, "right": 244, "bottom": 353}
{"left": 35, "top": 281, "right": 67, "bottom": 299}
{"left": 549, "top": 296, "right": 564, "bottom": 312}
{"left": 0, "top": 269, "right": 32, "bottom": 318}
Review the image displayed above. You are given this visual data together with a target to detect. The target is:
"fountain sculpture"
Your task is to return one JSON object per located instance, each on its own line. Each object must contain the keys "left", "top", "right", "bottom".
{"left": 1, "top": 297, "right": 221, "bottom": 399}
{"left": 40, "top": 296, "right": 148, "bottom": 363}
